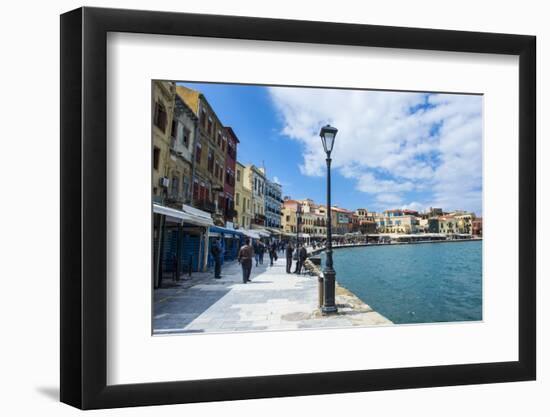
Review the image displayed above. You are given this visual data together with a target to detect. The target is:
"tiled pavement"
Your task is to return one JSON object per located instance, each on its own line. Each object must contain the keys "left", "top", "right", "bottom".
{"left": 153, "top": 255, "right": 391, "bottom": 335}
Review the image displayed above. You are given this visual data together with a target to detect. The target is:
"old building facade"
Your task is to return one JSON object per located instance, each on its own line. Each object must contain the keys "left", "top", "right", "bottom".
{"left": 164, "top": 92, "right": 198, "bottom": 208}
{"left": 223, "top": 127, "right": 239, "bottom": 224}
{"left": 177, "top": 86, "right": 228, "bottom": 225}
{"left": 152, "top": 81, "right": 176, "bottom": 203}
{"left": 264, "top": 179, "right": 283, "bottom": 229}
{"left": 244, "top": 165, "right": 266, "bottom": 228}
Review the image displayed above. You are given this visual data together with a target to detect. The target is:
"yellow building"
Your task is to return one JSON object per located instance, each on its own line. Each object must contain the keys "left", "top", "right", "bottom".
{"left": 243, "top": 164, "right": 266, "bottom": 228}
{"left": 281, "top": 199, "right": 327, "bottom": 238}
{"left": 234, "top": 161, "right": 253, "bottom": 229}
{"left": 152, "top": 81, "right": 176, "bottom": 202}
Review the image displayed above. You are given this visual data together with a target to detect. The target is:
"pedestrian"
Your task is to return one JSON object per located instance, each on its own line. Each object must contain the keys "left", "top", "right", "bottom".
{"left": 238, "top": 238, "right": 255, "bottom": 283}
{"left": 293, "top": 244, "right": 301, "bottom": 274}
{"left": 211, "top": 238, "right": 222, "bottom": 279}
{"left": 285, "top": 242, "right": 294, "bottom": 273}
{"left": 269, "top": 241, "right": 278, "bottom": 266}
{"left": 296, "top": 244, "right": 308, "bottom": 275}
{"left": 253, "top": 240, "right": 260, "bottom": 266}
{"left": 258, "top": 242, "right": 265, "bottom": 265}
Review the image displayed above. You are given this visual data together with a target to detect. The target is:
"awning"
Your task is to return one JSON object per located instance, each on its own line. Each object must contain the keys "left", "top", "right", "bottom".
{"left": 153, "top": 204, "right": 214, "bottom": 227}
{"left": 209, "top": 225, "right": 244, "bottom": 237}
{"left": 241, "top": 230, "right": 262, "bottom": 239}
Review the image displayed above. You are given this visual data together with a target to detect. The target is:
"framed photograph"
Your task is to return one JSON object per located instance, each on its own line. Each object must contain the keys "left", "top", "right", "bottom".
{"left": 60, "top": 6, "right": 536, "bottom": 409}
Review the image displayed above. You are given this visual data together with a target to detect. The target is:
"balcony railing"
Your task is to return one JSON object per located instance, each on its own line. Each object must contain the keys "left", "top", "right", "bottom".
{"left": 195, "top": 199, "right": 217, "bottom": 213}
{"left": 225, "top": 208, "right": 238, "bottom": 218}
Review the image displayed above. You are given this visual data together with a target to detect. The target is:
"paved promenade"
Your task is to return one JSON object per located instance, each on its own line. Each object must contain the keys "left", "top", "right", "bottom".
{"left": 153, "top": 255, "right": 391, "bottom": 335}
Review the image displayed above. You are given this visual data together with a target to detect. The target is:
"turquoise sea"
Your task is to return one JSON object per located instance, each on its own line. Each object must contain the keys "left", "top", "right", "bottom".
{"left": 321, "top": 241, "right": 482, "bottom": 324}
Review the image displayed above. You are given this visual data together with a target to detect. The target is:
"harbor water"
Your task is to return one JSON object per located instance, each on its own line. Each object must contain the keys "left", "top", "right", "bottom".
{"left": 321, "top": 240, "right": 482, "bottom": 324}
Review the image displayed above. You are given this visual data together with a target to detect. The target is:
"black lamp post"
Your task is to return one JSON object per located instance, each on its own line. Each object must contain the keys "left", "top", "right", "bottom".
{"left": 320, "top": 124, "right": 338, "bottom": 314}
{"left": 296, "top": 203, "right": 301, "bottom": 246}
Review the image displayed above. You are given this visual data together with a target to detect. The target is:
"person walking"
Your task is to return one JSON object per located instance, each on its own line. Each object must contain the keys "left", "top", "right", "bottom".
{"left": 269, "top": 241, "right": 278, "bottom": 266}
{"left": 285, "top": 243, "right": 294, "bottom": 273}
{"left": 299, "top": 244, "right": 308, "bottom": 274}
{"left": 294, "top": 244, "right": 307, "bottom": 275}
{"left": 211, "top": 238, "right": 222, "bottom": 279}
{"left": 253, "top": 240, "right": 260, "bottom": 266}
{"left": 258, "top": 242, "right": 265, "bottom": 265}
{"left": 293, "top": 244, "right": 301, "bottom": 274}
{"left": 238, "top": 238, "right": 255, "bottom": 283}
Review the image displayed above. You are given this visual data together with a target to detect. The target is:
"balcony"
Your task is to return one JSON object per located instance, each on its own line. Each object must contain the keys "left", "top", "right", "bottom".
{"left": 225, "top": 208, "right": 238, "bottom": 219}
{"left": 165, "top": 195, "right": 185, "bottom": 208}
{"left": 195, "top": 199, "right": 217, "bottom": 213}
{"left": 252, "top": 214, "right": 266, "bottom": 226}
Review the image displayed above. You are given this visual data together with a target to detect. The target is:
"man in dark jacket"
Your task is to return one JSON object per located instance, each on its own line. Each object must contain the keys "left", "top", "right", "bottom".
{"left": 296, "top": 244, "right": 308, "bottom": 274}
{"left": 285, "top": 243, "right": 294, "bottom": 273}
{"left": 211, "top": 238, "right": 222, "bottom": 278}
{"left": 238, "top": 238, "right": 255, "bottom": 283}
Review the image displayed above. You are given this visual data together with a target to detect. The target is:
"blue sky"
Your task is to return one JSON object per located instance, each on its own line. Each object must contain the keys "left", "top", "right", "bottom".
{"left": 178, "top": 82, "right": 483, "bottom": 215}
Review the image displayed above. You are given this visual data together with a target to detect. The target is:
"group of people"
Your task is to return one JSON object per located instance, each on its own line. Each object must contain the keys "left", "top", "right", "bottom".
{"left": 210, "top": 238, "right": 310, "bottom": 284}
{"left": 234, "top": 239, "right": 308, "bottom": 284}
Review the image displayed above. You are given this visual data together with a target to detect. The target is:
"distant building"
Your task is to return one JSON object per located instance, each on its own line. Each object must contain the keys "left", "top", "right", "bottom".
{"left": 244, "top": 165, "right": 266, "bottom": 227}
{"left": 429, "top": 212, "right": 475, "bottom": 235}
{"left": 234, "top": 161, "right": 252, "bottom": 229}
{"left": 223, "top": 127, "right": 239, "bottom": 225}
{"left": 331, "top": 206, "right": 354, "bottom": 235}
{"left": 376, "top": 209, "right": 420, "bottom": 234}
{"left": 264, "top": 179, "right": 283, "bottom": 229}
{"left": 472, "top": 217, "right": 483, "bottom": 237}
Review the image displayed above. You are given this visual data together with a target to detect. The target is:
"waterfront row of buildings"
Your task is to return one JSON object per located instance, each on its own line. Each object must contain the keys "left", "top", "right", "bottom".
{"left": 152, "top": 81, "right": 482, "bottom": 288}
{"left": 280, "top": 199, "right": 482, "bottom": 240}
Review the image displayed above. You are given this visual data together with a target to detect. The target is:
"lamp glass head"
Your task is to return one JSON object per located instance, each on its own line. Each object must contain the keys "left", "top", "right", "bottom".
{"left": 319, "top": 124, "right": 338, "bottom": 154}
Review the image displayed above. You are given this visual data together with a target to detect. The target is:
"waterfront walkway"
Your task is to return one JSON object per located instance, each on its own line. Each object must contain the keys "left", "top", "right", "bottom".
{"left": 153, "top": 255, "right": 391, "bottom": 335}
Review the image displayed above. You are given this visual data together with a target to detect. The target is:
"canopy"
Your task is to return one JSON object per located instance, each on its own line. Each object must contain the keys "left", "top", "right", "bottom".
{"left": 241, "top": 230, "right": 262, "bottom": 239}
{"left": 153, "top": 203, "right": 214, "bottom": 227}
{"left": 209, "top": 225, "right": 244, "bottom": 237}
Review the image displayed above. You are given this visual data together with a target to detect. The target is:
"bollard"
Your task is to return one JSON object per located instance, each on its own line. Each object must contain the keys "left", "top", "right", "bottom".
{"left": 318, "top": 275, "right": 324, "bottom": 309}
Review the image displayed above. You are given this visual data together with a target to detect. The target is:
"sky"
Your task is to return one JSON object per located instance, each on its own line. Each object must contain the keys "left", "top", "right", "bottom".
{"left": 177, "top": 82, "right": 483, "bottom": 216}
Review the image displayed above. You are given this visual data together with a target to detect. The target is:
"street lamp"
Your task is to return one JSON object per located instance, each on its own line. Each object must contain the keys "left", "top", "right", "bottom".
{"left": 320, "top": 124, "right": 338, "bottom": 314}
{"left": 296, "top": 203, "right": 301, "bottom": 246}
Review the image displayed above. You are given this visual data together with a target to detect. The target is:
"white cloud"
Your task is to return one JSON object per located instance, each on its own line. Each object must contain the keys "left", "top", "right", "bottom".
{"left": 268, "top": 87, "right": 482, "bottom": 214}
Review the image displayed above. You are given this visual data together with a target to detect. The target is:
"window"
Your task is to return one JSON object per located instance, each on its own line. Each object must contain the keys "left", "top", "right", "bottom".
{"left": 171, "top": 176, "right": 179, "bottom": 198}
{"left": 153, "top": 102, "right": 167, "bottom": 132}
{"left": 182, "top": 128, "right": 190, "bottom": 147}
{"left": 170, "top": 119, "right": 178, "bottom": 139}
{"left": 200, "top": 110, "right": 207, "bottom": 128}
{"left": 193, "top": 180, "right": 199, "bottom": 200}
{"left": 183, "top": 176, "right": 189, "bottom": 200}
{"left": 207, "top": 117, "right": 213, "bottom": 135}
{"left": 222, "top": 137, "right": 226, "bottom": 152}
{"left": 217, "top": 131, "right": 222, "bottom": 147}
{"left": 195, "top": 143, "right": 202, "bottom": 163}
{"left": 236, "top": 169, "right": 241, "bottom": 182}
{"left": 153, "top": 147, "right": 160, "bottom": 170}
{"left": 214, "top": 161, "right": 219, "bottom": 178}
{"left": 208, "top": 150, "right": 214, "bottom": 173}
{"left": 236, "top": 193, "right": 240, "bottom": 207}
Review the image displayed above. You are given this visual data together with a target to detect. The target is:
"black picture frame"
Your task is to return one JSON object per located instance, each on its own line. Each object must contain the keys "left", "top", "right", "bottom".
{"left": 60, "top": 6, "right": 536, "bottom": 410}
